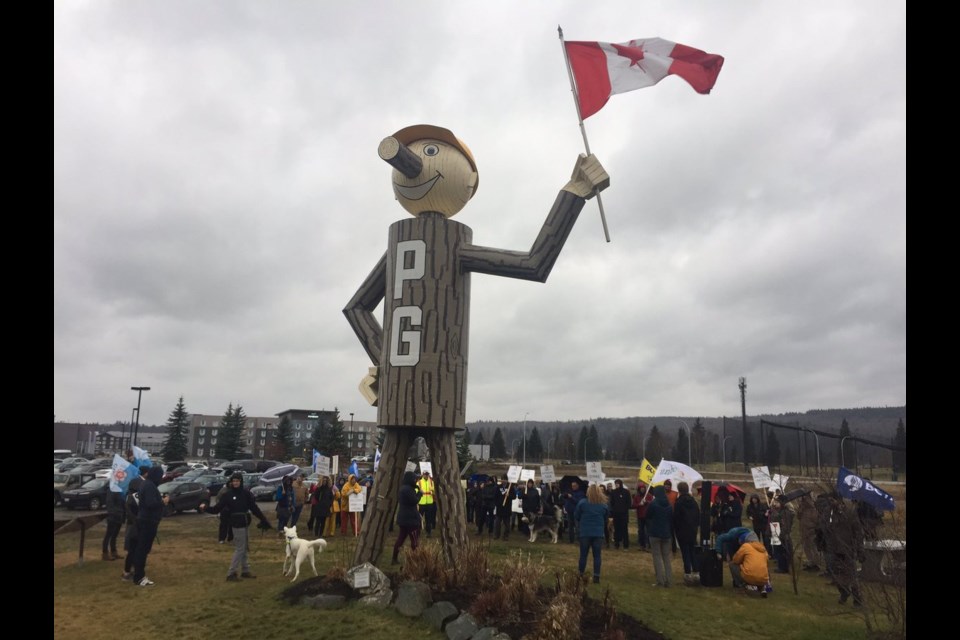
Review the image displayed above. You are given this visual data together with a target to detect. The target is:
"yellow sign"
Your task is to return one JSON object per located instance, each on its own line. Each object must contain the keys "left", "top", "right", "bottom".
{"left": 638, "top": 459, "right": 656, "bottom": 485}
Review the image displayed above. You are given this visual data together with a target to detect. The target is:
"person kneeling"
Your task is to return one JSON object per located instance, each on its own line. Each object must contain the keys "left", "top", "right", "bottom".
{"left": 731, "top": 531, "right": 772, "bottom": 597}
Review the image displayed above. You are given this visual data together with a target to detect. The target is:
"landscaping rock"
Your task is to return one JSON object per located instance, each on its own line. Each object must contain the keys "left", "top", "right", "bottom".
{"left": 346, "top": 562, "right": 391, "bottom": 596}
{"left": 358, "top": 588, "right": 393, "bottom": 608}
{"left": 445, "top": 612, "right": 479, "bottom": 640}
{"left": 422, "top": 601, "right": 460, "bottom": 630}
{"left": 470, "top": 628, "right": 508, "bottom": 640}
{"left": 394, "top": 580, "right": 433, "bottom": 617}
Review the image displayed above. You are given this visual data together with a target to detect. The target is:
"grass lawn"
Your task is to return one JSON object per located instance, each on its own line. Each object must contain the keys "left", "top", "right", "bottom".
{"left": 54, "top": 509, "right": 890, "bottom": 640}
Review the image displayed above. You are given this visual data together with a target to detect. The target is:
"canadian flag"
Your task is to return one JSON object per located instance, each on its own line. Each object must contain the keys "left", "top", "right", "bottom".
{"left": 564, "top": 37, "right": 724, "bottom": 119}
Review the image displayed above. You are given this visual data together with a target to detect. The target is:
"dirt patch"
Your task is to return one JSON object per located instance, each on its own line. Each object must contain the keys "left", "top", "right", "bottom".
{"left": 281, "top": 573, "right": 666, "bottom": 639}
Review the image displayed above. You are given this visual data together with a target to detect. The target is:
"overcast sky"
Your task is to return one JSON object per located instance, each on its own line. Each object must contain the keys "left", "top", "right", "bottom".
{"left": 54, "top": 1, "right": 906, "bottom": 428}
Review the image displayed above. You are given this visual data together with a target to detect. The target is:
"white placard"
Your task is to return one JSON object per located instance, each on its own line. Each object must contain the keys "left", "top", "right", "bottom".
{"left": 506, "top": 465, "right": 522, "bottom": 483}
{"left": 586, "top": 462, "right": 603, "bottom": 484}
{"left": 353, "top": 570, "right": 370, "bottom": 589}
{"left": 519, "top": 468, "right": 536, "bottom": 482}
{"left": 349, "top": 492, "right": 365, "bottom": 513}
{"left": 751, "top": 466, "right": 772, "bottom": 489}
{"left": 770, "top": 474, "right": 789, "bottom": 491}
{"left": 316, "top": 455, "right": 331, "bottom": 478}
{"left": 405, "top": 460, "right": 417, "bottom": 473}
{"left": 332, "top": 455, "right": 340, "bottom": 478}
{"left": 511, "top": 498, "right": 523, "bottom": 514}
{"left": 540, "top": 465, "right": 556, "bottom": 484}
{"left": 419, "top": 461, "right": 433, "bottom": 476}
{"left": 770, "top": 521, "right": 782, "bottom": 546}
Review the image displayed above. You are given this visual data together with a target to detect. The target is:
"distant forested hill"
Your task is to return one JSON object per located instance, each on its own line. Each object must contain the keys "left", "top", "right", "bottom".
{"left": 466, "top": 406, "right": 905, "bottom": 466}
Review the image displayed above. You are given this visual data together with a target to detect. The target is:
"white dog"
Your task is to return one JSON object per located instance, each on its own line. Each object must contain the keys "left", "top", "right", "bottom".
{"left": 282, "top": 526, "right": 327, "bottom": 582}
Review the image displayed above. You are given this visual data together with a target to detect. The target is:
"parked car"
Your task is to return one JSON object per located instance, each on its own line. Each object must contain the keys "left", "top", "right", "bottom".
{"left": 242, "top": 472, "right": 263, "bottom": 488}
{"left": 172, "top": 468, "right": 211, "bottom": 483}
{"left": 250, "top": 484, "right": 277, "bottom": 502}
{"left": 54, "top": 472, "right": 97, "bottom": 507}
{"left": 61, "top": 477, "right": 112, "bottom": 510}
{"left": 190, "top": 472, "right": 227, "bottom": 497}
{"left": 69, "top": 462, "right": 105, "bottom": 474}
{"left": 161, "top": 465, "right": 193, "bottom": 483}
{"left": 222, "top": 459, "right": 283, "bottom": 474}
{"left": 158, "top": 481, "right": 210, "bottom": 514}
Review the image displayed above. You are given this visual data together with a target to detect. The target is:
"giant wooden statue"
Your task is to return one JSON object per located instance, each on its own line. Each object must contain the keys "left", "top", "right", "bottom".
{"left": 344, "top": 124, "right": 609, "bottom": 565}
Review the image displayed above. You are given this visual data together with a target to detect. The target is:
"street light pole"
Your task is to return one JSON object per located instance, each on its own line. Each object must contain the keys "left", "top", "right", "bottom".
{"left": 804, "top": 428, "right": 821, "bottom": 477}
{"left": 523, "top": 412, "right": 529, "bottom": 467}
{"left": 678, "top": 419, "right": 692, "bottom": 466}
{"left": 130, "top": 386, "right": 150, "bottom": 447}
{"left": 584, "top": 435, "right": 596, "bottom": 463}
{"left": 840, "top": 435, "right": 852, "bottom": 468}
{"left": 722, "top": 436, "right": 733, "bottom": 473}
{"left": 350, "top": 412, "right": 355, "bottom": 457}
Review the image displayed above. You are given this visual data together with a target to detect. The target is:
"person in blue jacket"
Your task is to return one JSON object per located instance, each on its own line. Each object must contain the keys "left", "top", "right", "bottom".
{"left": 563, "top": 480, "right": 586, "bottom": 543}
{"left": 574, "top": 483, "right": 610, "bottom": 584}
{"left": 646, "top": 485, "right": 674, "bottom": 587}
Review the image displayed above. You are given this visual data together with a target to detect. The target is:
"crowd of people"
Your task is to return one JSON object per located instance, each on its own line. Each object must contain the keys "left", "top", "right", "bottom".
{"left": 100, "top": 455, "right": 885, "bottom": 606}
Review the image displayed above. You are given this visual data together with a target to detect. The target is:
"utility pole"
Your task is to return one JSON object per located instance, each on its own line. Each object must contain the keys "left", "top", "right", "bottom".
{"left": 739, "top": 377, "right": 749, "bottom": 471}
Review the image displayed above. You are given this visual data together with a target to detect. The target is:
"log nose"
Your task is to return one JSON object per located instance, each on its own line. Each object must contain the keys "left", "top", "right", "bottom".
{"left": 378, "top": 136, "right": 422, "bottom": 179}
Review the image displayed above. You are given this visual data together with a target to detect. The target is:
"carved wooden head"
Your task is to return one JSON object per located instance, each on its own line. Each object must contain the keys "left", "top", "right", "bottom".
{"left": 380, "top": 124, "right": 479, "bottom": 218}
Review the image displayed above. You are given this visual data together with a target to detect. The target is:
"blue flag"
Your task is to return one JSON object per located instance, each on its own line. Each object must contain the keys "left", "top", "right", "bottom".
{"left": 374, "top": 448, "right": 381, "bottom": 472}
{"left": 132, "top": 445, "right": 152, "bottom": 469}
{"left": 836, "top": 466, "right": 895, "bottom": 511}
{"left": 349, "top": 460, "right": 359, "bottom": 478}
{"left": 312, "top": 449, "right": 320, "bottom": 474}
{"left": 109, "top": 454, "right": 140, "bottom": 496}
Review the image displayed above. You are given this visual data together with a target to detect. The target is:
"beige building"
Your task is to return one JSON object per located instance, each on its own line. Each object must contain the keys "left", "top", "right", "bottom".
{"left": 188, "top": 413, "right": 277, "bottom": 460}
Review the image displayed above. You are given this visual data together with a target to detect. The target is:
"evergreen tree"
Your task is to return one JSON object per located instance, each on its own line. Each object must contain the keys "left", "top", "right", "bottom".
{"left": 620, "top": 435, "right": 639, "bottom": 462}
{"left": 892, "top": 418, "right": 906, "bottom": 474}
{"left": 691, "top": 418, "right": 707, "bottom": 465}
{"left": 456, "top": 430, "right": 472, "bottom": 469}
{"left": 273, "top": 415, "right": 295, "bottom": 461}
{"left": 645, "top": 425, "right": 665, "bottom": 463}
{"left": 586, "top": 424, "right": 602, "bottom": 461}
{"left": 671, "top": 426, "right": 690, "bottom": 463}
{"left": 765, "top": 429, "right": 781, "bottom": 468}
{"left": 160, "top": 396, "right": 190, "bottom": 462}
{"left": 473, "top": 430, "right": 486, "bottom": 445}
{"left": 838, "top": 418, "right": 852, "bottom": 466}
{"left": 215, "top": 403, "right": 245, "bottom": 460}
{"left": 710, "top": 432, "right": 721, "bottom": 463}
{"left": 310, "top": 409, "right": 348, "bottom": 457}
{"left": 577, "top": 425, "right": 589, "bottom": 462}
{"left": 490, "top": 427, "right": 507, "bottom": 459}
{"left": 527, "top": 427, "right": 544, "bottom": 462}
{"left": 559, "top": 432, "right": 575, "bottom": 461}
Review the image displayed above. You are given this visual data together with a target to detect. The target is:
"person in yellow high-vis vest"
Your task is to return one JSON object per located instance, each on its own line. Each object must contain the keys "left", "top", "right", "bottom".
{"left": 417, "top": 471, "right": 437, "bottom": 537}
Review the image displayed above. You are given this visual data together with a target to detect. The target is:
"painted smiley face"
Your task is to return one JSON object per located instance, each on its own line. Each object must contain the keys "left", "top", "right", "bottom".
{"left": 392, "top": 139, "right": 478, "bottom": 218}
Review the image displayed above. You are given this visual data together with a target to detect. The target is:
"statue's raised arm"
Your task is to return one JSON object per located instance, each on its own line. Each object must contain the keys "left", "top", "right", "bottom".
{"left": 459, "top": 154, "right": 609, "bottom": 281}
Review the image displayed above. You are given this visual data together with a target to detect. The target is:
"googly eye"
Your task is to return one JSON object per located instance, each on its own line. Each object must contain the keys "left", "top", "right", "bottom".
{"left": 423, "top": 144, "right": 439, "bottom": 156}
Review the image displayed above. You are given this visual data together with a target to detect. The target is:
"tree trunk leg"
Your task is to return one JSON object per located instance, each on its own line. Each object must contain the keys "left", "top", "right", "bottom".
{"left": 425, "top": 429, "right": 468, "bottom": 565}
{"left": 353, "top": 429, "right": 413, "bottom": 567}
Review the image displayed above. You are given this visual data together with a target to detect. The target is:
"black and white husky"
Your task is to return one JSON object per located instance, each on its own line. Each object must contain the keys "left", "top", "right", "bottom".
{"left": 521, "top": 505, "right": 563, "bottom": 543}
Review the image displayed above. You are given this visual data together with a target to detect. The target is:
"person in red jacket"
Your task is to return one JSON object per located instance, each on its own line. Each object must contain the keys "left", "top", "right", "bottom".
{"left": 632, "top": 482, "right": 649, "bottom": 550}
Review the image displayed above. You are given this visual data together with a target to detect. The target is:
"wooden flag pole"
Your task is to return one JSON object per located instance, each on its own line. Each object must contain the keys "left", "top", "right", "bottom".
{"left": 558, "top": 25, "right": 611, "bottom": 243}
